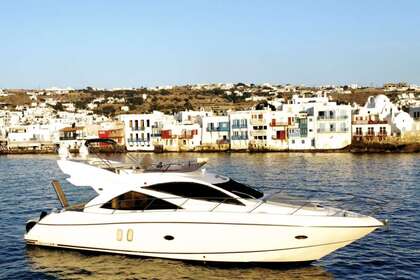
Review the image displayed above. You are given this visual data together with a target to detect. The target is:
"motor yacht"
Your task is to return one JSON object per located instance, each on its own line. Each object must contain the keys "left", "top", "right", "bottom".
{"left": 24, "top": 158, "right": 385, "bottom": 263}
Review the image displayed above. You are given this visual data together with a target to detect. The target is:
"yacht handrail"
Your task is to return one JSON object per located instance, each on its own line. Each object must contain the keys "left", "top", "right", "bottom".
{"left": 56, "top": 188, "right": 389, "bottom": 217}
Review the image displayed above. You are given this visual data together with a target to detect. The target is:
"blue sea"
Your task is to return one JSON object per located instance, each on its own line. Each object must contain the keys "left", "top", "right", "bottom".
{"left": 0, "top": 153, "right": 419, "bottom": 279}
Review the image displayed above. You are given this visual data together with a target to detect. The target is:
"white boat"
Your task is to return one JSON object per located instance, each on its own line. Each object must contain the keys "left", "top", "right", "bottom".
{"left": 24, "top": 158, "right": 385, "bottom": 263}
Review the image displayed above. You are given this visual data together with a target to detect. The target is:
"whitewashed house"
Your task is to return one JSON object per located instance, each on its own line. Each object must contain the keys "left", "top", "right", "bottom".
{"left": 229, "top": 111, "right": 251, "bottom": 150}
{"left": 158, "top": 122, "right": 201, "bottom": 152}
{"left": 7, "top": 124, "right": 53, "bottom": 149}
{"left": 361, "top": 95, "right": 415, "bottom": 136}
{"left": 311, "top": 103, "right": 352, "bottom": 149}
{"left": 392, "top": 111, "right": 414, "bottom": 136}
{"left": 352, "top": 110, "right": 391, "bottom": 140}
{"left": 175, "top": 110, "right": 212, "bottom": 124}
{"left": 118, "top": 111, "right": 166, "bottom": 151}
{"left": 200, "top": 115, "right": 230, "bottom": 149}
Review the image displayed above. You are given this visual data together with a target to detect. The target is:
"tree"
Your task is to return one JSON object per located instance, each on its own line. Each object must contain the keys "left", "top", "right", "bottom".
{"left": 75, "top": 100, "right": 88, "bottom": 110}
{"left": 184, "top": 98, "right": 193, "bottom": 110}
{"left": 100, "top": 105, "right": 116, "bottom": 116}
{"left": 53, "top": 102, "right": 64, "bottom": 111}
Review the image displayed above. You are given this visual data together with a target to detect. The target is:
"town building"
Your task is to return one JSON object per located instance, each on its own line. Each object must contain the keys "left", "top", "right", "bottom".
{"left": 118, "top": 112, "right": 166, "bottom": 151}
{"left": 200, "top": 115, "right": 230, "bottom": 151}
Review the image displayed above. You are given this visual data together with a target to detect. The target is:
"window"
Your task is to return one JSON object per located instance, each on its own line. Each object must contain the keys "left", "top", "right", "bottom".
{"left": 241, "top": 119, "right": 247, "bottom": 127}
{"left": 102, "top": 191, "right": 180, "bottom": 210}
{"left": 367, "top": 127, "right": 374, "bottom": 135}
{"left": 214, "top": 179, "right": 263, "bottom": 199}
{"left": 356, "top": 127, "right": 362, "bottom": 135}
{"left": 145, "top": 182, "right": 244, "bottom": 205}
{"left": 146, "top": 120, "right": 150, "bottom": 127}
{"left": 340, "top": 122, "right": 347, "bottom": 132}
{"left": 379, "top": 127, "right": 387, "bottom": 135}
{"left": 301, "top": 139, "right": 305, "bottom": 144}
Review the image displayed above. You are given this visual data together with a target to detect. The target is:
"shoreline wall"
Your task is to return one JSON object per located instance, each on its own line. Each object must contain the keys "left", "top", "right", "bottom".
{"left": 1, "top": 142, "right": 420, "bottom": 154}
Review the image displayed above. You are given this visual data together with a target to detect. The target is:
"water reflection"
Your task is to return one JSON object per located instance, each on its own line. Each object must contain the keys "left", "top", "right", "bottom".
{"left": 26, "top": 247, "right": 333, "bottom": 280}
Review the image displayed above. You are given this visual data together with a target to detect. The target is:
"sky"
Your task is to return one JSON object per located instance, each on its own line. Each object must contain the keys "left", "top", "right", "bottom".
{"left": 0, "top": 0, "right": 419, "bottom": 88}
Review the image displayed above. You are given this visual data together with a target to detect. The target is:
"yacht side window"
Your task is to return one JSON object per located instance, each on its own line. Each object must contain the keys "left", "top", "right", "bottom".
{"left": 101, "top": 191, "right": 181, "bottom": 211}
{"left": 214, "top": 179, "right": 264, "bottom": 199}
{"left": 145, "top": 182, "right": 244, "bottom": 206}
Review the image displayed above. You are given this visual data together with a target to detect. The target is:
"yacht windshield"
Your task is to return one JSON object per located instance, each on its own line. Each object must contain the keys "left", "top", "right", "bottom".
{"left": 214, "top": 179, "right": 264, "bottom": 199}
{"left": 145, "top": 182, "right": 244, "bottom": 206}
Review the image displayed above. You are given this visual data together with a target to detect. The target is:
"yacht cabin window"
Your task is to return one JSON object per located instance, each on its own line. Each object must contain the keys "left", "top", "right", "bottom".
{"left": 145, "top": 182, "right": 244, "bottom": 206}
{"left": 214, "top": 179, "right": 264, "bottom": 199}
{"left": 101, "top": 191, "right": 181, "bottom": 211}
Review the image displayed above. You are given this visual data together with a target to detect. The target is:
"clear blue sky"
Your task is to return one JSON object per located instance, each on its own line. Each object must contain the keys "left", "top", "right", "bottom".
{"left": 1, "top": 0, "right": 419, "bottom": 88}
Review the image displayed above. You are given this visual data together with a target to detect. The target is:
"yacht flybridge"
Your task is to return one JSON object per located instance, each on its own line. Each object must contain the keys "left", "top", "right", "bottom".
{"left": 25, "top": 155, "right": 385, "bottom": 263}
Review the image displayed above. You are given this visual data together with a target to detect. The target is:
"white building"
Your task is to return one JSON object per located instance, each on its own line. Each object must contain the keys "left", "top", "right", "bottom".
{"left": 201, "top": 115, "right": 230, "bottom": 147}
{"left": 310, "top": 103, "right": 352, "bottom": 149}
{"left": 175, "top": 110, "right": 212, "bottom": 124}
{"left": 158, "top": 122, "right": 201, "bottom": 152}
{"left": 360, "top": 94, "right": 415, "bottom": 136}
{"left": 229, "top": 111, "right": 251, "bottom": 150}
{"left": 118, "top": 111, "right": 167, "bottom": 151}
{"left": 248, "top": 110, "right": 290, "bottom": 151}
{"left": 7, "top": 124, "right": 54, "bottom": 149}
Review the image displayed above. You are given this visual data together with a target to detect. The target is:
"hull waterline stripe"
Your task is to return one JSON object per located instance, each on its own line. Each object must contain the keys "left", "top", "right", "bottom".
{"left": 37, "top": 221, "right": 381, "bottom": 229}
{"left": 27, "top": 239, "right": 356, "bottom": 255}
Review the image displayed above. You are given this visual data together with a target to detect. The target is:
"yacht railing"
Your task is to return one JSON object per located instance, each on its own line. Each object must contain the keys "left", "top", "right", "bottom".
{"left": 255, "top": 186, "right": 390, "bottom": 216}
{"left": 59, "top": 188, "right": 389, "bottom": 218}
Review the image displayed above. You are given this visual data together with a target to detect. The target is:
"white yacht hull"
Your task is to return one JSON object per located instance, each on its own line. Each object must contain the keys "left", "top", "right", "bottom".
{"left": 25, "top": 211, "right": 381, "bottom": 263}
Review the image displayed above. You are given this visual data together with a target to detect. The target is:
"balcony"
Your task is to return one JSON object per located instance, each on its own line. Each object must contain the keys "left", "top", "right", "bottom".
{"left": 216, "top": 139, "right": 229, "bottom": 144}
{"left": 131, "top": 126, "right": 145, "bottom": 131}
{"left": 232, "top": 124, "right": 248, "bottom": 129}
{"left": 270, "top": 121, "right": 288, "bottom": 127}
{"left": 250, "top": 119, "right": 265, "bottom": 126}
{"left": 206, "top": 126, "right": 230, "bottom": 132}
{"left": 317, "top": 128, "right": 349, "bottom": 133}
{"left": 317, "top": 115, "right": 348, "bottom": 121}
{"left": 352, "top": 120, "right": 388, "bottom": 125}
{"left": 151, "top": 133, "right": 161, "bottom": 137}
{"left": 231, "top": 135, "right": 248, "bottom": 140}
{"left": 179, "top": 134, "right": 194, "bottom": 139}
{"left": 250, "top": 130, "right": 267, "bottom": 137}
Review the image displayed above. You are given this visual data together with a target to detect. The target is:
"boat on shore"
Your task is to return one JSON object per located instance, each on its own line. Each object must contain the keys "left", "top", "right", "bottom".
{"left": 24, "top": 154, "right": 385, "bottom": 263}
